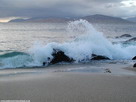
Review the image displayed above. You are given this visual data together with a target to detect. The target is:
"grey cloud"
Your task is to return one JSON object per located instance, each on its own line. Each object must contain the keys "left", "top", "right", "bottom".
{"left": 0, "top": 0, "right": 135, "bottom": 18}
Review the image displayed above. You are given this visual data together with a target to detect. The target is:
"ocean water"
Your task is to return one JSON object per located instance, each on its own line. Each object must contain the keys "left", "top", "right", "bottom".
{"left": 0, "top": 20, "right": 136, "bottom": 69}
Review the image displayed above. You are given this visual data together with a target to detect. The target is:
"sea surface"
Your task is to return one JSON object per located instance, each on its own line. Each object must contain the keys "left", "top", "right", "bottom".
{"left": 0, "top": 20, "right": 136, "bottom": 69}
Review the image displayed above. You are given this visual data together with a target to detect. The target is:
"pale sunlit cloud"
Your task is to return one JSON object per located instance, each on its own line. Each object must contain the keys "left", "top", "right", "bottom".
{"left": 121, "top": 0, "right": 136, "bottom": 7}
{"left": 0, "top": 17, "right": 27, "bottom": 22}
{"left": 0, "top": 17, "right": 14, "bottom": 23}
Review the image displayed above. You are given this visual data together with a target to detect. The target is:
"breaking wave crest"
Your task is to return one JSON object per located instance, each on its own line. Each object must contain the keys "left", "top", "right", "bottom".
{"left": 0, "top": 19, "right": 136, "bottom": 69}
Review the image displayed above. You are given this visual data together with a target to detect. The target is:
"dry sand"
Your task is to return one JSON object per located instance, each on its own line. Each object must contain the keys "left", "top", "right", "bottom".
{"left": 0, "top": 70, "right": 136, "bottom": 102}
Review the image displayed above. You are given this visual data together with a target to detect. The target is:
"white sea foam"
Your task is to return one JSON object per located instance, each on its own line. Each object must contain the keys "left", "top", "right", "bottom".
{"left": 0, "top": 19, "right": 136, "bottom": 68}
{"left": 29, "top": 20, "right": 136, "bottom": 63}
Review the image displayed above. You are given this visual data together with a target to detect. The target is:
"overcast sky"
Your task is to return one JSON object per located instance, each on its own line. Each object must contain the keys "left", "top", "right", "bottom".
{"left": 0, "top": 0, "right": 136, "bottom": 20}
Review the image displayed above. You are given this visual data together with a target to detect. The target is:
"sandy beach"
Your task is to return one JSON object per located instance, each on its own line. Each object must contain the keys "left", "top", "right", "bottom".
{"left": 0, "top": 64, "right": 136, "bottom": 102}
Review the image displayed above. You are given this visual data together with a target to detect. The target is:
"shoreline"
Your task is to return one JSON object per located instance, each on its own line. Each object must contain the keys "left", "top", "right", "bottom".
{"left": 0, "top": 63, "right": 136, "bottom": 102}
{"left": 0, "top": 61, "right": 135, "bottom": 76}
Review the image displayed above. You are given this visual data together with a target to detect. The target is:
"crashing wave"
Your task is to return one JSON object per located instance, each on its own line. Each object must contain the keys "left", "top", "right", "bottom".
{"left": 0, "top": 19, "right": 136, "bottom": 69}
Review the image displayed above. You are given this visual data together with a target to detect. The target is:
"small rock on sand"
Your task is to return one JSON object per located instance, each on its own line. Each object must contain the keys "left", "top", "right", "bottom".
{"left": 105, "top": 68, "right": 111, "bottom": 73}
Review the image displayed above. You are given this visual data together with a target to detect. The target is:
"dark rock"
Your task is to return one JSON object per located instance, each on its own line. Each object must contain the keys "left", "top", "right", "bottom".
{"left": 120, "top": 34, "right": 132, "bottom": 37}
{"left": 116, "top": 34, "right": 132, "bottom": 38}
{"left": 132, "top": 56, "right": 136, "bottom": 60}
{"left": 91, "top": 54, "right": 110, "bottom": 60}
{"left": 50, "top": 49, "right": 74, "bottom": 64}
{"left": 122, "top": 37, "right": 136, "bottom": 44}
{"left": 43, "top": 62, "right": 46, "bottom": 66}
{"left": 133, "top": 63, "right": 136, "bottom": 67}
{"left": 127, "top": 37, "right": 136, "bottom": 42}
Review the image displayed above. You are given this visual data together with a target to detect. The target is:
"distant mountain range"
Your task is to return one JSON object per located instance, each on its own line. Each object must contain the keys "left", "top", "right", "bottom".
{"left": 81, "top": 14, "right": 132, "bottom": 24}
{"left": 9, "top": 19, "right": 26, "bottom": 22}
{"left": 8, "top": 14, "right": 135, "bottom": 24}
{"left": 9, "top": 17, "right": 71, "bottom": 23}
{"left": 126, "top": 17, "right": 136, "bottom": 22}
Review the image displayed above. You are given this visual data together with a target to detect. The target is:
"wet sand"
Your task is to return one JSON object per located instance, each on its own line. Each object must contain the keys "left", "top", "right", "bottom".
{"left": 0, "top": 63, "right": 136, "bottom": 102}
